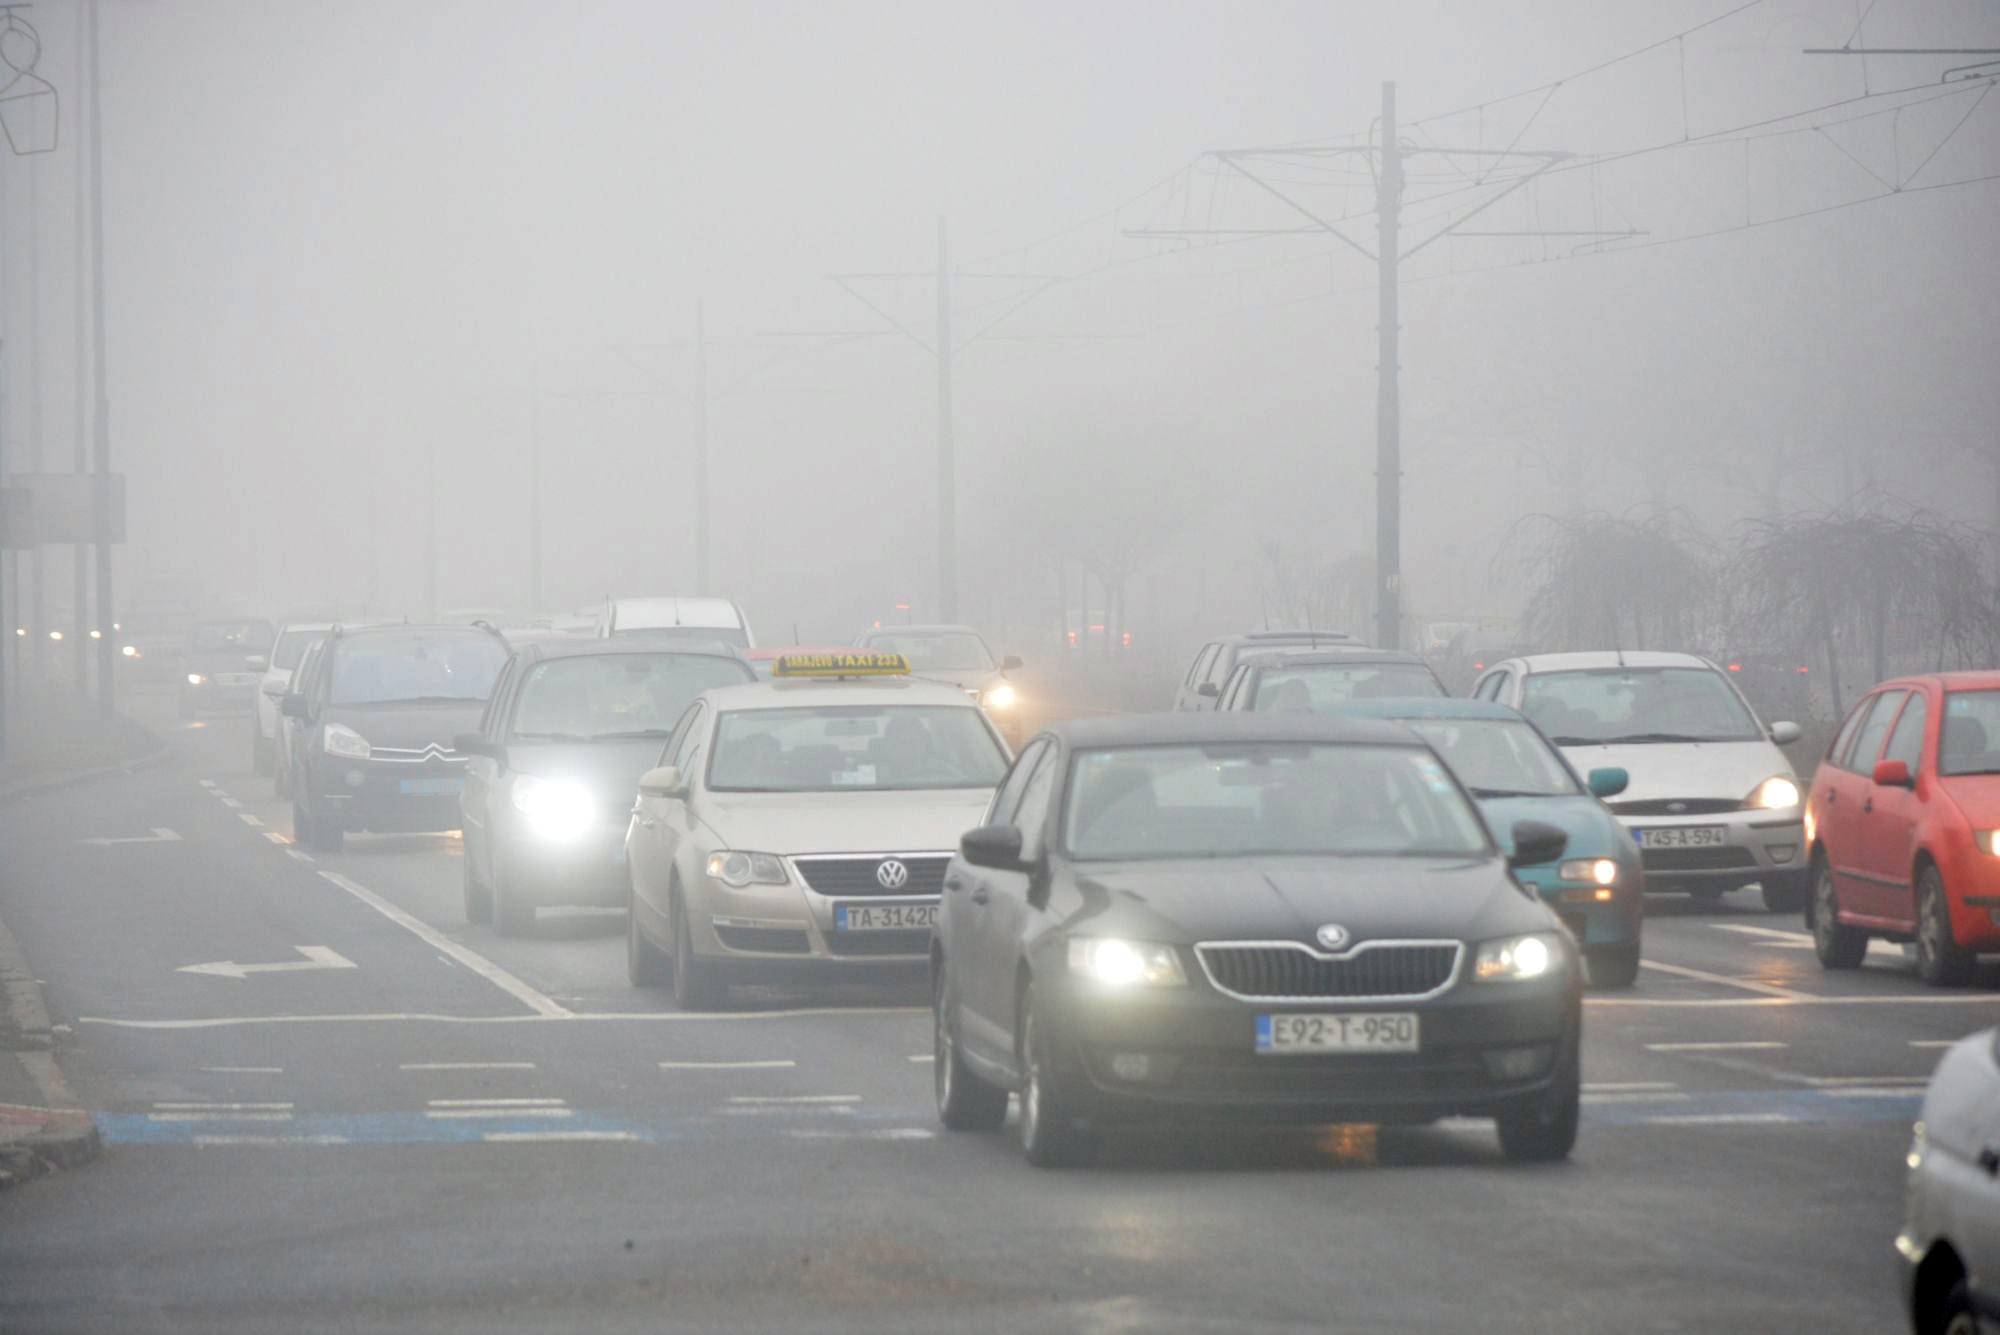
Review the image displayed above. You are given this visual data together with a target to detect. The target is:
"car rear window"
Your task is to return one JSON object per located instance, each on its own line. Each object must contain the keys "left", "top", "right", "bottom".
{"left": 1250, "top": 662, "right": 1443, "bottom": 709}
{"left": 509, "top": 654, "right": 752, "bottom": 741}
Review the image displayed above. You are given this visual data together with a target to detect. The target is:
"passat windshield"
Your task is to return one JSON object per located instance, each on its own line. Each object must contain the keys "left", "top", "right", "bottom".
{"left": 1062, "top": 742, "right": 1489, "bottom": 860}
{"left": 862, "top": 632, "right": 995, "bottom": 672}
{"left": 1941, "top": 691, "right": 2000, "bottom": 776}
{"left": 1522, "top": 667, "right": 1761, "bottom": 744}
{"left": 1401, "top": 719, "right": 1579, "bottom": 797}
{"left": 329, "top": 632, "right": 508, "bottom": 706}
{"left": 709, "top": 705, "right": 1007, "bottom": 792}
{"left": 510, "top": 654, "right": 751, "bottom": 741}
{"left": 1251, "top": 662, "right": 1443, "bottom": 708}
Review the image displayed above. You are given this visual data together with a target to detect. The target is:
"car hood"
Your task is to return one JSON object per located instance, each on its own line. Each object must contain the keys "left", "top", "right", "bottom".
{"left": 907, "top": 669, "right": 999, "bottom": 695}
{"left": 1478, "top": 795, "right": 1625, "bottom": 859}
{"left": 1554, "top": 739, "right": 1790, "bottom": 804}
{"left": 507, "top": 740, "right": 663, "bottom": 807}
{"left": 703, "top": 787, "right": 995, "bottom": 854}
{"left": 329, "top": 702, "right": 486, "bottom": 752}
{"left": 1066, "top": 856, "right": 1551, "bottom": 946}
{"left": 1938, "top": 774, "right": 2000, "bottom": 826}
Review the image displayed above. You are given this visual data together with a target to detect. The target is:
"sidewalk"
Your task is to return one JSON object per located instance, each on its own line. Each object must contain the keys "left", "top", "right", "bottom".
{"left": 0, "top": 683, "right": 167, "bottom": 802}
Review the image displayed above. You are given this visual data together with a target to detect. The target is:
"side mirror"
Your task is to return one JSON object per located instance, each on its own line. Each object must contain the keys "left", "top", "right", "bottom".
{"left": 1586, "top": 767, "right": 1629, "bottom": 799}
{"left": 1872, "top": 759, "right": 1913, "bottom": 789}
{"left": 638, "top": 765, "right": 686, "bottom": 799}
{"left": 453, "top": 733, "right": 499, "bottom": 763}
{"left": 960, "top": 823, "right": 1026, "bottom": 871}
{"left": 1770, "top": 721, "right": 1803, "bottom": 745}
{"left": 246, "top": 654, "right": 269, "bottom": 671}
{"left": 1196, "top": 682, "right": 1220, "bottom": 699}
{"left": 1508, "top": 819, "right": 1569, "bottom": 869}
{"left": 280, "top": 693, "right": 310, "bottom": 720}
{"left": 1001, "top": 654, "right": 1024, "bottom": 672}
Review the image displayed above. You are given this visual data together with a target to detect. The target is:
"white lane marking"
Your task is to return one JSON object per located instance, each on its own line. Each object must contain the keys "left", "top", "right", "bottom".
{"left": 148, "top": 1111, "right": 294, "bottom": 1122}
{"left": 1589, "top": 994, "right": 2000, "bottom": 1009}
{"left": 198, "top": 779, "right": 217, "bottom": 788}
{"left": 1803, "top": 1075, "right": 1931, "bottom": 1087}
{"left": 1711, "top": 923, "right": 1815, "bottom": 944}
{"left": 426, "top": 1098, "right": 565, "bottom": 1107}
{"left": 1636, "top": 960, "right": 1811, "bottom": 999}
{"left": 78, "top": 828, "right": 181, "bottom": 846}
{"left": 785, "top": 1127, "right": 936, "bottom": 1141}
{"left": 153, "top": 1101, "right": 294, "bottom": 1110}
{"left": 908, "top": 1054, "right": 935, "bottom": 1064}
{"left": 193, "top": 1135, "right": 348, "bottom": 1146}
{"left": 285, "top": 849, "right": 314, "bottom": 863}
{"left": 316, "top": 871, "right": 571, "bottom": 1018}
{"left": 1825, "top": 1087, "right": 1927, "bottom": 1099}
{"left": 178, "top": 946, "right": 358, "bottom": 980}
{"left": 658, "top": 1060, "right": 796, "bottom": 1070}
{"left": 426, "top": 1107, "right": 573, "bottom": 1120}
{"left": 1909, "top": 1040, "right": 1959, "bottom": 1048}
{"left": 239, "top": 813, "right": 264, "bottom": 828}
{"left": 220, "top": 797, "right": 243, "bottom": 809}
{"left": 199, "top": 1066, "right": 284, "bottom": 1074}
{"left": 1580, "top": 1091, "right": 1690, "bottom": 1104}
{"left": 1647, "top": 1113, "right": 1798, "bottom": 1126}
{"left": 483, "top": 1131, "right": 640, "bottom": 1143}
{"left": 1647, "top": 1040, "right": 1790, "bottom": 1052}
{"left": 263, "top": 831, "right": 289, "bottom": 845}
{"left": 726, "top": 1094, "right": 860, "bottom": 1105}
{"left": 400, "top": 1061, "right": 537, "bottom": 1072}
{"left": 1583, "top": 1081, "right": 1678, "bottom": 1092}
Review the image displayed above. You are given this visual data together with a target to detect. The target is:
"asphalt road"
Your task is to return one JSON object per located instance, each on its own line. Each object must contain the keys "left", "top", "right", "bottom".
{"left": 3, "top": 693, "right": 1998, "bottom": 1333}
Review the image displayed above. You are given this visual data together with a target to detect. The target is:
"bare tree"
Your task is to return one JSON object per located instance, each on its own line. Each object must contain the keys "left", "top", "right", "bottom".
{"left": 1508, "top": 510, "right": 1715, "bottom": 653}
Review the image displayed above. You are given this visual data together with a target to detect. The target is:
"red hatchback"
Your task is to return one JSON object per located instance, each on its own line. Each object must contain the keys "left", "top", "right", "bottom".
{"left": 1805, "top": 672, "right": 2000, "bottom": 985}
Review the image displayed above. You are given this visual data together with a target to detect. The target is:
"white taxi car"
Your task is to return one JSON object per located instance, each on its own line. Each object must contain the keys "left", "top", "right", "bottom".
{"left": 625, "top": 652, "right": 1012, "bottom": 1008}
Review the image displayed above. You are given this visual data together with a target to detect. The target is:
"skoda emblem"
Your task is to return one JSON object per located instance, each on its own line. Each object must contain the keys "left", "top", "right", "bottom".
{"left": 875, "top": 859, "right": 910, "bottom": 891}
{"left": 1315, "top": 923, "right": 1350, "bottom": 951}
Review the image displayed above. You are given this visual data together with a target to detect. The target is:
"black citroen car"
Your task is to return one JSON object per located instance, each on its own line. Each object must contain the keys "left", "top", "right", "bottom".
{"left": 283, "top": 623, "right": 511, "bottom": 852}
{"left": 931, "top": 712, "right": 1583, "bottom": 1167}
{"left": 454, "top": 641, "right": 755, "bottom": 936}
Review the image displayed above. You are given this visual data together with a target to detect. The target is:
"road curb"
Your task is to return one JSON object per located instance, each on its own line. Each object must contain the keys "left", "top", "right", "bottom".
{"left": 0, "top": 730, "right": 172, "bottom": 806}
{"left": 0, "top": 1105, "right": 102, "bottom": 1191}
{"left": 0, "top": 906, "right": 101, "bottom": 1188}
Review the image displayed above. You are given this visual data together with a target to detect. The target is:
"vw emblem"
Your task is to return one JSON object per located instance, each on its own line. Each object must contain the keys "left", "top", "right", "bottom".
{"left": 1315, "top": 923, "right": 1350, "bottom": 951}
{"left": 875, "top": 859, "right": 910, "bottom": 891}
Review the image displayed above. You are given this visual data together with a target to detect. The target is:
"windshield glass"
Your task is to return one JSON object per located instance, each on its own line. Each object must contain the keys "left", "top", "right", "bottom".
{"left": 1063, "top": 742, "right": 1489, "bottom": 860}
{"left": 510, "top": 654, "right": 751, "bottom": 740}
{"left": 271, "top": 629, "right": 321, "bottom": 671}
{"left": 190, "top": 620, "right": 274, "bottom": 655}
{"left": 709, "top": 705, "right": 1008, "bottom": 792}
{"left": 1250, "top": 662, "right": 1442, "bottom": 709}
{"left": 612, "top": 625, "right": 750, "bottom": 650}
{"left": 862, "top": 632, "right": 995, "bottom": 672}
{"left": 328, "top": 631, "right": 508, "bottom": 706}
{"left": 1941, "top": 690, "right": 2000, "bottom": 776}
{"left": 1522, "top": 667, "right": 1761, "bottom": 743}
{"left": 1402, "top": 719, "right": 1579, "bottom": 797}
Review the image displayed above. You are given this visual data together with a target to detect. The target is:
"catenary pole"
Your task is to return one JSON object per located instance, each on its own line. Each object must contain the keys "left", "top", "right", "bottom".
{"left": 935, "top": 217, "right": 956, "bottom": 622}
{"left": 1374, "top": 81, "right": 1402, "bottom": 652}
{"left": 87, "top": 0, "right": 114, "bottom": 718}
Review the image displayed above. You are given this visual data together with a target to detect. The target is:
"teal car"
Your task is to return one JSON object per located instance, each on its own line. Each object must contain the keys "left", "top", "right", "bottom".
{"left": 1324, "top": 698, "right": 1644, "bottom": 988}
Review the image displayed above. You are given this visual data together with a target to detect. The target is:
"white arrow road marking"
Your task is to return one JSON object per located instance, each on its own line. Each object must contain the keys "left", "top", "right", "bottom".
{"left": 178, "top": 946, "right": 358, "bottom": 980}
{"left": 79, "top": 828, "right": 181, "bottom": 846}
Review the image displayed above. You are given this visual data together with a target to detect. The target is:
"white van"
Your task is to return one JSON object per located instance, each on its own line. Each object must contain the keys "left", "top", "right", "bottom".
{"left": 598, "top": 597, "right": 755, "bottom": 650}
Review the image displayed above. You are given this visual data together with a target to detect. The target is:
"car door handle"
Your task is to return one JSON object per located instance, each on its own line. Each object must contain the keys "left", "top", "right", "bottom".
{"left": 1862, "top": 796, "right": 1874, "bottom": 814}
{"left": 1979, "top": 1146, "right": 2000, "bottom": 1177}
{"left": 943, "top": 874, "right": 966, "bottom": 893}
{"left": 1823, "top": 789, "right": 1836, "bottom": 804}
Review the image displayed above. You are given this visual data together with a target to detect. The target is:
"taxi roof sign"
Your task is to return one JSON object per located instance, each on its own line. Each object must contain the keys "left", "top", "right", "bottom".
{"left": 771, "top": 651, "right": 911, "bottom": 679}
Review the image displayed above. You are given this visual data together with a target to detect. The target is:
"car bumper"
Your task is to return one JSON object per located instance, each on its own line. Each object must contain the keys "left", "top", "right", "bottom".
{"left": 1039, "top": 973, "right": 1580, "bottom": 1126}
{"left": 685, "top": 874, "right": 940, "bottom": 971}
{"left": 495, "top": 825, "right": 629, "bottom": 908}
{"left": 1514, "top": 869, "right": 1643, "bottom": 950}
{"left": 1613, "top": 809, "right": 1806, "bottom": 888}
{"left": 311, "top": 759, "right": 467, "bottom": 834}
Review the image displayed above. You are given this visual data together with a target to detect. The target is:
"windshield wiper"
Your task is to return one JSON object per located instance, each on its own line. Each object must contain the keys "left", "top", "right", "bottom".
{"left": 1547, "top": 735, "right": 1600, "bottom": 746}
{"left": 507, "top": 731, "right": 595, "bottom": 743}
{"left": 1470, "top": 787, "right": 1551, "bottom": 799}
{"left": 363, "top": 695, "right": 486, "bottom": 706}
{"left": 589, "top": 728, "right": 674, "bottom": 741}
{"left": 1594, "top": 732, "right": 1716, "bottom": 744}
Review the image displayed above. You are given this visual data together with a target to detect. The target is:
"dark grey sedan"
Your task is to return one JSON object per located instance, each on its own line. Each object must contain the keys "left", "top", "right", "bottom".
{"left": 931, "top": 712, "right": 1583, "bottom": 1167}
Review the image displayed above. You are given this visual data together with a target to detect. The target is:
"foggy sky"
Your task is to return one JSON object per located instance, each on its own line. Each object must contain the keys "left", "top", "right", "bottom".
{"left": 2, "top": 0, "right": 1996, "bottom": 651}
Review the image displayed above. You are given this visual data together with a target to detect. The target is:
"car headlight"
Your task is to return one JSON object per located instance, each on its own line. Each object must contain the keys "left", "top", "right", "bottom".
{"left": 981, "top": 682, "right": 1018, "bottom": 711}
{"left": 511, "top": 775, "right": 595, "bottom": 841}
{"left": 122, "top": 644, "right": 139, "bottom": 658}
{"left": 1066, "top": 937, "right": 1186, "bottom": 987}
{"left": 1557, "top": 858, "right": 1619, "bottom": 886}
{"left": 705, "top": 850, "right": 788, "bottom": 887}
{"left": 186, "top": 673, "right": 207, "bottom": 686}
{"left": 1747, "top": 775, "right": 1801, "bottom": 810}
{"left": 1975, "top": 831, "right": 2000, "bottom": 856}
{"left": 322, "top": 723, "right": 371, "bottom": 760}
{"left": 1473, "top": 932, "right": 1563, "bottom": 983}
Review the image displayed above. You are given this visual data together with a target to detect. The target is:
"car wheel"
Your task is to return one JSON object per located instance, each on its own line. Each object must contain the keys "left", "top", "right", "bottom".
{"left": 274, "top": 756, "right": 291, "bottom": 800}
{"left": 1916, "top": 864, "right": 1975, "bottom": 987}
{"left": 1017, "top": 984, "right": 1094, "bottom": 1168}
{"left": 1495, "top": 1037, "right": 1579, "bottom": 1163}
{"left": 251, "top": 728, "right": 273, "bottom": 776}
{"left": 492, "top": 862, "right": 535, "bottom": 938}
{"left": 626, "top": 885, "right": 670, "bottom": 987}
{"left": 1812, "top": 862, "right": 1868, "bottom": 969}
{"left": 670, "top": 889, "right": 726, "bottom": 1011}
{"left": 1930, "top": 1280, "right": 1980, "bottom": 1335}
{"left": 1759, "top": 872, "right": 1808, "bottom": 914}
{"left": 935, "top": 965, "right": 1007, "bottom": 1132}
{"left": 1585, "top": 944, "right": 1641, "bottom": 990}
{"left": 461, "top": 835, "right": 492, "bottom": 925}
{"left": 295, "top": 793, "right": 343, "bottom": 854}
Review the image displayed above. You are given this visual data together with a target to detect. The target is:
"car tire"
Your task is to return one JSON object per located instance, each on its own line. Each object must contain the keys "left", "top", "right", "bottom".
{"left": 1916, "top": 864, "right": 1975, "bottom": 988}
{"left": 1928, "top": 1279, "right": 1979, "bottom": 1335}
{"left": 627, "top": 887, "right": 670, "bottom": 987}
{"left": 1017, "top": 984, "right": 1094, "bottom": 1168}
{"left": 492, "top": 862, "right": 535, "bottom": 938}
{"left": 462, "top": 835, "right": 492, "bottom": 925}
{"left": 670, "top": 888, "right": 726, "bottom": 1011}
{"left": 934, "top": 965, "right": 1008, "bottom": 1132}
{"left": 1585, "top": 944, "right": 1641, "bottom": 990}
{"left": 1759, "top": 872, "right": 1808, "bottom": 914}
{"left": 1495, "top": 1036, "right": 1579, "bottom": 1163}
{"left": 251, "top": 728, "right": 273, "bottom": 776}
{"left": 274, "top": 756, "right": 291, "bottom": 800}
{"left": 1811, "top": 862, "right": 1868, "bottom": 969}
{"left": 295, "top": 793, "right": 344, "bottom": 854}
